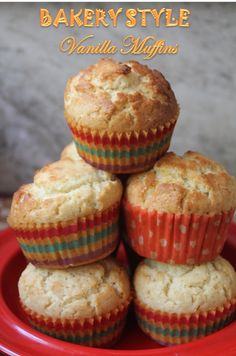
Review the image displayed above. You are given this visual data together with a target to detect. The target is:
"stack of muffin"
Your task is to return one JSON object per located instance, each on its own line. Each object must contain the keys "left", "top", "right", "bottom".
{"left": 124, "top": 151, "right": 236, "bottom": 345}
{"left": 7, "top": 58, "right": 236, "bottom": 347}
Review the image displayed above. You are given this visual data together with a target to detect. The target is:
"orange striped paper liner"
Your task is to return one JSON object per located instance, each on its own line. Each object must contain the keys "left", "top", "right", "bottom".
{"left": 14, "top": 203, "right": 119, "bottom": 268}
{"left": 20, "top": 295, "right": 132, "bottom": 347}
{"left": 65, "top": 111, "right": 179, "bottom": 174}
{"left": 135, "top": 297, "right": 236, "bottom": 345}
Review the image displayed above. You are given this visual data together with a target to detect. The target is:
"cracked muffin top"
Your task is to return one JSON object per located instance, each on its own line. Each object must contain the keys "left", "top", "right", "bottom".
{"left": 18, "top": 257, "right": 131, "bottom": 319}
{"left": 125, "top": 151, "right": 236, "bottom": 215}
{"left": 134, "top": 256, "right": 236, "bottom": 313}
{"left": 64, "top": 58, "right": 179, "bottom": 133}
{"left": 8, "top": 158, "right": 122, "bottom": 227}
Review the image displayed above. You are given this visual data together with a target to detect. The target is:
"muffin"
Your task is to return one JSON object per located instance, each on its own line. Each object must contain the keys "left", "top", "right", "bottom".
{"left": 8, "top": 158, "right": 123, "bottom": 268}
{"left": 64, "top": 58, "right": 179, "bottom": 174}
{"left": 61, "top": 142, "right": 81, "bottom": 161}
{"left": 19, "top": 257, "right": 131, "bottom": 347}
{"left": 123, "top": 151, "right": 236, "bottom": 265}
{"left": 134, "top": 257, "right": 236, "bottom": 345}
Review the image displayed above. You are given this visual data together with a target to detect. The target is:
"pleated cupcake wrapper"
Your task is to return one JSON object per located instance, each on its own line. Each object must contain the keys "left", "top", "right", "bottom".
{"left": 20, "top": 296, "right": 132, "bottom": 347}
{"left": 14, "top": 203, "right": 119, "bottom": 268}
{"left": 135, "top": 298, "right": 236, "bottom": 345}
{"left": 123, "top": 200, "right": 235, "bottom": 265}
{"left": 66, "top": 113, "right": 178, "bottom": 174}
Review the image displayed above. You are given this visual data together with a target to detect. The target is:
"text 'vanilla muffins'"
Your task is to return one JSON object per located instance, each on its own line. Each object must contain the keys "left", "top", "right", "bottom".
{"left": 123, "top": 151, "right": 236, "bottom": 265}
{"left": 64, "top": 58, "right": 179, "bottom": 173}
{"left": 8, "top": 154, "right": 123, "bottom": 268}
{"left": 19, "top": 257, "right": 131, "bottom": 347}
{"left": 134, "top": 257, "right": 236, "bottom": 345}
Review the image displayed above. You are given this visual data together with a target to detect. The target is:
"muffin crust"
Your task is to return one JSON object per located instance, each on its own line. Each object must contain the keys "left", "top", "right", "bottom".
{"left": 19, "top": 258, "right": 131, "bottom": 319}
{"left": 125, "top": 151, "right": 236, "bottom": 215}
{"left": 60, "top": 142, "right": 80, "bottom": 161}
{"left": 134, "top": 256, "right": 236, "bottom": 313}
{"left": 8, "top": 158, "right": 122, "bottom": 226}
{"left": 64, "top": 58, "right": 179, "bottom": 133}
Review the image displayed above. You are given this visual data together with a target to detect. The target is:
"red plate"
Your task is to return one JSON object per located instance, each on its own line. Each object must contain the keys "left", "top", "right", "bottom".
{"left": 1, "top": 226, "right": 236, "bottom": 356}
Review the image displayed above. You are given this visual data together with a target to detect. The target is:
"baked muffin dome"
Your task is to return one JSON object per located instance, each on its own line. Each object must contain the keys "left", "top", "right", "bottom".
{"left": 19, "top": 257, "right": 131, "bottom": 319}
{"left": 123, "top": 151, "right": 236, "bottom": 265}
{"left": 19, "top": 258, "right": 131, "bottom": 346}
{"left": 64, "top": 59, "right": 179, "bottom": 174}
{"left": 125, "top": 151, "right": 236, "bottom": 215}
{"left": 134, "top": 256, "right": 236, "bottom": 314}
{"left": 8, "top": 158, "right": 122, "bottom": 226}
{"left": 8, "top": 154, "right": 123, "bottom": 268}
{"left": 64, "top": 58, "right": 179, "bottom": 133}
{"left": 134, "top": 257, "right": 236, "bottom": 344}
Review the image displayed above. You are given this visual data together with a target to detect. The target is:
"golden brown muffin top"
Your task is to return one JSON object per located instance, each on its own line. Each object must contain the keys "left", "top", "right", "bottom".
{"left": 64, "top": 58, "right": 179, "bottom": 133}
{"left": 19, "top": 257, "right": 131, "bottom": 319}
{"left": 125, "top": 151, "right": 236, "bottom": 215}
{"left": 134, "top": 256, "right": 236, "bottom": 313}
{"left": 8, "top": 158, "right": 122, "bottom": 227}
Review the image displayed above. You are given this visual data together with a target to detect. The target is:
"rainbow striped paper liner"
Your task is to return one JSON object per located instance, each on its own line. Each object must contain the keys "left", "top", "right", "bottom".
{"left": 14, "top": 203, "right": 119, "bottom": 268}
{"left": 65, "top": 113, "right": 178, "bottom": 174}
{"left": 123, "top": 199, "right": 235, "bottom": 265}
{"left": 20, "top": 296, "right": 132, "bottom": 347}
{"left": 135, "top": 298, "right": 236, "bottom": 345}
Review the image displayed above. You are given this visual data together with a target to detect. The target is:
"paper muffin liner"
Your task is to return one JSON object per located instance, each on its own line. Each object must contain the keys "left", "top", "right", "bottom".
{"left": 20, "top": 296, "right": 132, "bottom": 347}
{"left": 65, "top": 114, "right": 178, "bottom": 174}
{"left": 123, "top": 200, "right": 235, "bottom": 265}
{"left": 135, "top": 297, "right": 236, "bottom": 345}
{"left": 14, "top": 203, "right": 119, "bottom": 268}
